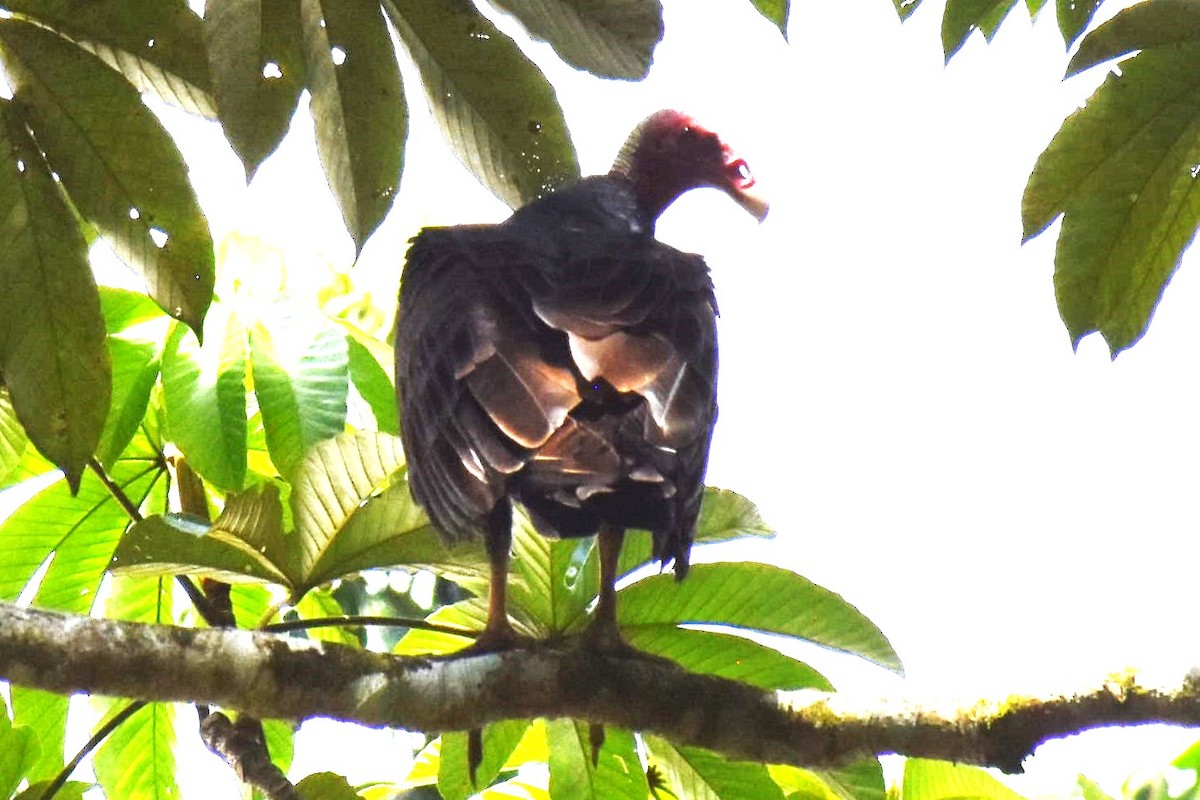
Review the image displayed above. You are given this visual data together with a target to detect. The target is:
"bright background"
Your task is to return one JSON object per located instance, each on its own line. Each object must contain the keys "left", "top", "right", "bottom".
{"left": 91, "top": 0, "right": 1200, "bottom": 796}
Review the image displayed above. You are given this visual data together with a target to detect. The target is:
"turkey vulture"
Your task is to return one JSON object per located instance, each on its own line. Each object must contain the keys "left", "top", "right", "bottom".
{"left": 395, "top": 110, "right": 767, "bottom": 650}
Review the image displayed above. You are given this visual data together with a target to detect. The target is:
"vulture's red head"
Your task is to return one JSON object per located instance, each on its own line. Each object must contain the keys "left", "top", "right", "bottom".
{"left": 611, "top": 109, "right": 769, "bottom": 223}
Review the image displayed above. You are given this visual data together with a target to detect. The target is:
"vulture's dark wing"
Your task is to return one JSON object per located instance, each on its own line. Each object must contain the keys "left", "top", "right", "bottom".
{"left": 395, "top": 224, "right": 717, "bottom": 566}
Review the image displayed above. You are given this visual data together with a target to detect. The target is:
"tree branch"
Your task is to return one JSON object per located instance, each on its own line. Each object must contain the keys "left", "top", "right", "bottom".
{"left": 3, "top": 602, "right": 1198, "bottom": 773}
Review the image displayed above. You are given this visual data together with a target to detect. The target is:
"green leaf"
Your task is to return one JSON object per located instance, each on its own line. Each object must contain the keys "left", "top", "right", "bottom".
{"left": 111, "top": 513, "right": 291, "bottom": 586}
{"left": 510, "top": 512, "right": 591, "bottom": 635}
{"left": 94, "top": 702, "right": 178, "bottom": 800}
{"left": 490, "top": 0, "right": 664, "bottom": 79}
{"left": 346, "top": 335, "right": 397, "bottom": 435}
{"left": 1022, "top": 43, "right": 1200, "bottom": 354}
{"left": 10, "top": 688, "right": 66, "bottom": 782}
{"left": 941, "top": 0, "right": 1020, "bottom": 62}
{"left": 262, "top": 719, "right": 296, "bottom": 776}
{"left": 1056, "top": 0, "right": 1103, "bottom": 48}
{"left": 300, "top": 0, "right": 406, "bottom": 252}
{"left": 901, "top": 759, "right": 1026, "bottom": 800}
{"left": 15, "top": 782, "right": 88, "bottom": 800}
{"left": 204, "top": 0, "right": 306, "bottom": 179}
{"left": 547, "top": 721, "right": 648, "bottom": 800}
{"left": 288, "top": 431, "right": 481, "bottom": 592}
{"left": 1076, "top": 775, "right": 1117, "bottom": 800}
{"left": 293, "top": 586, "right": 359, "bottom": 646}
{"left": 0, "top": 99, "right": 109, "bottom": 490}
{"left": 747, "top": 0, "right": 790, "bottom": 37}
{"left": 0, "top": 702, "right": 39, "bottom": 800}
{"left": 5, "top": 0, "right": 214, "bottom": 116}
{"left": 0, "top": 462, "right": 159, "bottom": 609}
{"left": 438, "top": 720, "right": 530, "bottom": 800}
{"left": 297, "top": 772, "right": 359, "bottom": 799}
{"left": 162, "top": 308, "right": 248, "bottom": 491}
{"left": 623, "top": 626, "right": 832, "bottom": 691}
{"left": 0, "top": 19, "right": 215, "bottom": 336}
{"left": 100, "top": 287, "right": 168, "bottom": 334}
{"left": 646, "top": 735, "right": 784, "bottom": 800}
{"left": 0, "top": 388, "right": 28, "bottom": 486}
{"left": 249, "top": 308, "right": 349, "bottom": 479}
{"left": 96, "top": 329, "right": 165, "bottom": 467}
{"left": 1067, "top": 0, "right": 1200, "bottom": 76}
{"left": 770, "top": 760, "right": 887, "bottom": 800}
{"left": 617, "top": 563, "right": 903, "bottom": 674}
{"left": 393, "top": 598, "right": 486, "bottom": 656}
{"left": 384, "top": 0, "right": 579, "bottom": 208}
{"left": 892, "top": 0, "right": 922, "bottom": 21}
{"left": 301, "top": 480, "right": 485, "bottom": 592}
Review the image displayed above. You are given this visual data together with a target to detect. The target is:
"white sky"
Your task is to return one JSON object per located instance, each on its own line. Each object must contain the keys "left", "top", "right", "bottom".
{"left": 97, "top": 0, "right": 1200, "bottom": 796}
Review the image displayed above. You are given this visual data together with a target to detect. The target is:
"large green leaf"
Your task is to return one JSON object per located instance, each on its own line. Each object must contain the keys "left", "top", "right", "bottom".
{"left": 941, "top": 0, "right": 1020, "bottom": 61}
{"left": 901, "top": 759, "right": 1026, "bottom": 800}
{"left": 301, "top": 481, "right": 485, "bottom": 592}
{"left": 0, "top": 460, "right": 158, "bottom": 607}
{"left": 770, "top": 760, "right": 887, "bottom": 800}
{"left": 0, "top": 100, "right": 109, "bottom": 491}
{"left": 490, "top": 0, "right": 663, "bottom": 79}
{"left": 393, "top": 598, "right": 487, "bottom": 656}
{"left": 298, "top": 772, "right": 359, "bottom": 799}
{"left": 293, "top": 586, "right": 359, "bottom": 646}
{"left": 204, "top": 0, "right": 306, "bottom": 179}
{"left": 748, "top": 0, "right": 790, "bottom": 37}
{"left": 547, "top": 721, "right": 648, "bottom": 800}
{"left": 0, "top": 19, "right": 215, "bottom": 336}
{"left": 0, "top": 389, "right": 28, "bottom": 486}
{"left": 510, "top": 512, "right": 592, "bottom": 635}
{"left": 1023, "top": 43, "right": 1200, "bottom": 354}
{"left": 646, "top": 735, "right": 784, "bottom": 800}
{"left": 97, "top": 288, "right": 170, "bottom": 466}
{"left": 0, "top": 708, "right": 39, "bottom": 800}
{"left": 346, "top": 335, "right": 397, "bottom": 435}
{"left": 10, "top": 689, "right": 66, "bottom": 782}
{"left": 1056, "top": 0, "right": 1103, "bottom": 48}
{"left": 1067, "top": 0, "right": 1200, "bottom": 76}
{"left": 249, "top": 308, "right": 349, "bottom": 480}
{"left": 438, "top": 720, "right": 530, "bottom": 800}
{"left": 617, "top": 563, "right": 903, "bottom": 673}
{"left": 384, "top": 0, "right": 579, "bottom": 208}
{"left": 110, "top": 512, "right": 291, "bottom": 586}
{"left": 300, "top": 0, "right": 406, "bottom": 252}
{"left": 5, "top": 0, "right": 213, "bottom": 116}
{"left": 162, "top": 309, "right": 248, "bottom": 491}
{"left": 623, "top": 626, "right": 832, "bottom": 691}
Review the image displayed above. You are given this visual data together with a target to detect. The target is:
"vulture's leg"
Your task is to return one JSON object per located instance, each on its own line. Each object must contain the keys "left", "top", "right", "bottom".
{"left": 471, "top": 502, "right": 519, "bottom": 652}
{"left": 586, "top": 522, "right": 627, "bottom": 651}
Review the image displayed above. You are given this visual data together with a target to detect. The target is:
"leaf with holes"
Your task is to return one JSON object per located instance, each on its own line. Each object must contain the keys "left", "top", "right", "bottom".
{"left": 0, "top": 19, "right": 214, "bottom": 337}
{"left": 0, "top": 100, "right": 108, "bottom": 491}
{"left": 5, "top": 0, "right": 213, "bottom": 116}
{"left": 205, "top": 0, "right": 305, "bottom": 179}
{"left": 491, "top": 0, "right": 663, "bottom": 79}
{"left": 1023, "top": 43, "right": 1200, "bottom": 354}
{"left": 301, "top": 0, "right": 405, "bottom": 252}
{"left": 384, "top": 0, "right": 579, "bottom": 208}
